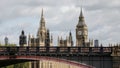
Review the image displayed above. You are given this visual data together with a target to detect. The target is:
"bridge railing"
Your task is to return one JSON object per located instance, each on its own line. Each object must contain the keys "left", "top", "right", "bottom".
{"left": 0, "top": 46, "right": 112, "bottom": 56}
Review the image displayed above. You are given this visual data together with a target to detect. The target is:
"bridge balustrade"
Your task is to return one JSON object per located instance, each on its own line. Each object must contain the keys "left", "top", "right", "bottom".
{"left": 81, "top": 47, "right": 89, "bottom": 53}
{"left": 39, "top": 47, "right": 47, "bottom": 53}
{"left": 70, "top": 47, "right": 79, "bottom": 53}
{"left": 49, "top": 47, "right": 58, "bottom": 53}
{"left": 103, "top": 47, "right": 112, "bottom": 52}
{"left": 0, "top": 47, "right": 7, "bottom": 52}
{"left": 0, "top": 47, "right": 8, "bottom": 55}
{"left": 0, "top": 46, "right": 112, "bottom": 56}
{"left": 18, "top": 47, "right": 27, "bottom": 52}
{"left": 59, "top": 47, "right": 68, "bottom": 53}
{"left": 92, "top": 48, "right": 101, "bottom": 53}
{"left": 29, "top": 47, "right": 36, "bottom": 52}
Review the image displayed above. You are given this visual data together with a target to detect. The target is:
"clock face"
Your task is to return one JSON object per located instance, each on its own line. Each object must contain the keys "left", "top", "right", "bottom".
{"left": 78, "top": 31, "right": 82, "bottom": 35}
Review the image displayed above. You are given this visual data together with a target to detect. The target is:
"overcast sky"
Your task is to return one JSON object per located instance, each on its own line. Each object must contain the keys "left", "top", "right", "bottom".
{"left": 0, "top": 0, "right": 120, "bottom": 46}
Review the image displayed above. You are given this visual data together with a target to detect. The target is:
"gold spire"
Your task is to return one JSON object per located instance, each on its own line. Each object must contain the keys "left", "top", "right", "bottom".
{"left": 79, "top": 0, "right": 84, "bottom": 21}
{"left": 80, "top": 0, "right": 84, "bottom": 18}
{"left": 79, "top": 8, "right": 84, "bottom": 18}
{"left": 69, "top": 31, "right": 72, "bottom": 36}
{"left": 77, "top": 9, "right": 86, "bottom": 27}
{"left": 40, "top": 8, "right": 46, "bottom": 30}
{"left": 40, "top": 8, "right": 44, "bottom": 21}
{"left": 41, "top": 8, "right": 43, "bottom": 17}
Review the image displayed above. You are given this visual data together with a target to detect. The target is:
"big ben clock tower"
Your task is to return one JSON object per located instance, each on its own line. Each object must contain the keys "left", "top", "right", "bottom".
{"left": 76, "top": 9, "right": 88, "bottom": 47}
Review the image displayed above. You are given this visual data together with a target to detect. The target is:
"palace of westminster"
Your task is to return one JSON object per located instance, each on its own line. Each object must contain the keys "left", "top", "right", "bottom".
{"left": 18, "top": 9, "right": 120, "bottom": 68}
{"left": 2, "top": 9, "right": 120, "bottom": 68}
{"left": 19, "top": 9, "right": 93, "bottom": 47}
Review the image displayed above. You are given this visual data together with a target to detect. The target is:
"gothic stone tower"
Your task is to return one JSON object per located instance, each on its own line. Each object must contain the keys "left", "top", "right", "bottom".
{"left": 28, "top": 9, "right": 53, "bottom": 47}
{"left": 37, "top": 9, "right": 47, "bottom": 46}
{"left": 19, "top": 30, "right": 27, "bottom": 46}
{"left": 76, "top": 9, "right": 88, "bottom": 47}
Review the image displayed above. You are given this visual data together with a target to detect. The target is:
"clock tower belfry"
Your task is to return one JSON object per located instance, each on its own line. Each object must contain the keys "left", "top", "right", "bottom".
{"left": 76, "top": 9, "right": 88, "bottom": 47}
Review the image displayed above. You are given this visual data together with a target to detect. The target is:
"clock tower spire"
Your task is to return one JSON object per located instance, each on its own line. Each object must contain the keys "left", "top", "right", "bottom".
{"left": 76, "top": 9, "right": 88, "bottom": 47}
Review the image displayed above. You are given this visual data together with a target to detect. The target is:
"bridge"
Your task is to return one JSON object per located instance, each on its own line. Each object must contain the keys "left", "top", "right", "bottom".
{"left": 0, "top": 46, "right": 116, "bottom": 68}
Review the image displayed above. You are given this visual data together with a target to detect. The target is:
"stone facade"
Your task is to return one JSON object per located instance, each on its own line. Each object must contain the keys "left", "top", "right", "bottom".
{"left": 58, "top": 32, "right": 73, "bottom": 47}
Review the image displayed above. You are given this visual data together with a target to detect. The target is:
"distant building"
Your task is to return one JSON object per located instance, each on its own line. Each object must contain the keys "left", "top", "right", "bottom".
{"left": 94, "top": 39, "right": 99, "bottom": 47}
{"left": 4, "top": 37, "right": 8, "bottom": 46}
{"left": 19, "top": 30, "right": 27, "bottom": 46}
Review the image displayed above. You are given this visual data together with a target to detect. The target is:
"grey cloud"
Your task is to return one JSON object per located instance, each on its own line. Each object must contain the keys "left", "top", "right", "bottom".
{"left": 0, "top": 0, "right": 120, "bottom": 45}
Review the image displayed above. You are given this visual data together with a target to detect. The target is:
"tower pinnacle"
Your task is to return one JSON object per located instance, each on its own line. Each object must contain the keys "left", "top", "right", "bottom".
{"left": 41, "top": 8, "right": 43, "bottom": 17}
{"left": 40, "top": 9, "right": 46, "bottom": 30}
{"left": 77, "top": 9, "right": 87, "bottom": 27}
{"left": 79, "top": 8, "right": 84, "bottom": 18}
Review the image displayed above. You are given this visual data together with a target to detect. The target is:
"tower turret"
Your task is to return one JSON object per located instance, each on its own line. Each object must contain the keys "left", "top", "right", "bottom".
{"left": 45, "top": 29, "right": 50, "bottom": 47}
{"left": 50, "top": 35, "right": 53, "bottom": 46}
{"left": 4, "top": 36, "right": 8, "bottom": 46}
{"left": 28, "top": 33, "right": 31, "bottom": 46}
{"left": 58, "top": 36, "right": 60, "bottom": 46}
{"left": 69, "top": 31, "right": 73, "bottom": 46}
{"left": 19, "top": 30, "right": 27, "bottom": 46}
{"left": 77, "top": 9, "right": 87, "bottom": 27}
{"left": 40, "top": 9, "right": 46, "bottom": 30}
